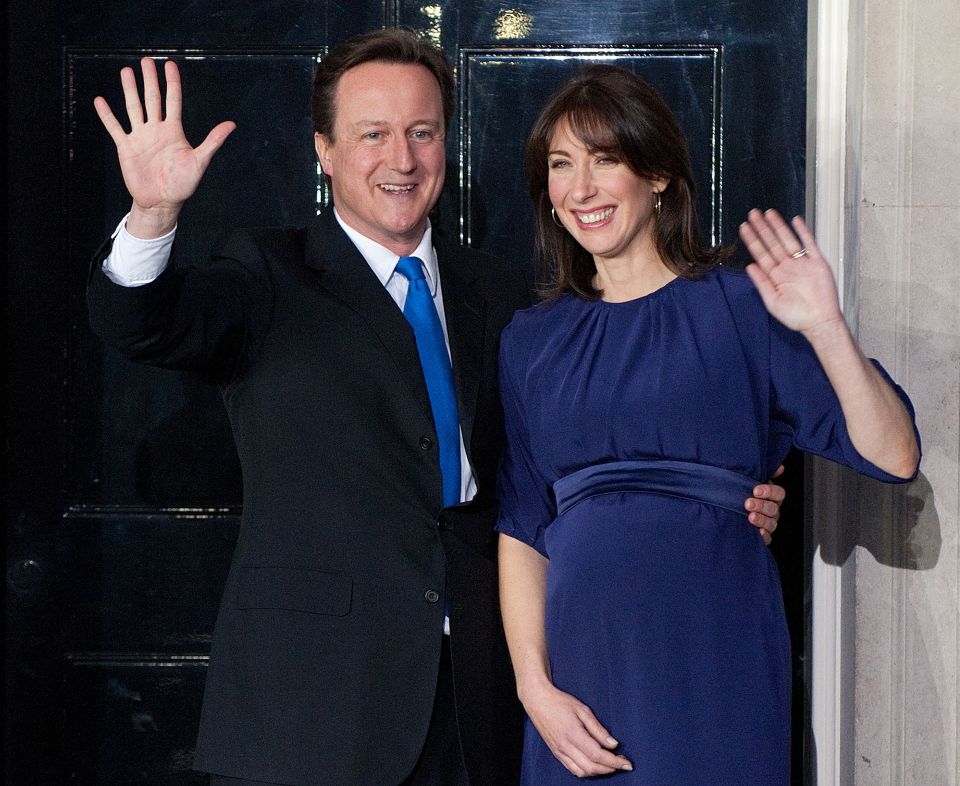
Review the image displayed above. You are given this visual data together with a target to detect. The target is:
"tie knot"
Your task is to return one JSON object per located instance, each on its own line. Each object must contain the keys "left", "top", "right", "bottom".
{"left": 395, "top": 256, "right": 426, "bottom": 282}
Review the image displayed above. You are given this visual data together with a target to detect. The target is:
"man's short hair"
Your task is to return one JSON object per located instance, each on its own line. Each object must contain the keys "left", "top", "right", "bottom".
{"left": 312, "top": 28, "right": 455, "bottom": 139}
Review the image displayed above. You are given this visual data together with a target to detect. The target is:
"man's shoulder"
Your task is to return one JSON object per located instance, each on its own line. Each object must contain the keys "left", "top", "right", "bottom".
{"left": 214, "top": 224, "right": 307, "bottom": 260}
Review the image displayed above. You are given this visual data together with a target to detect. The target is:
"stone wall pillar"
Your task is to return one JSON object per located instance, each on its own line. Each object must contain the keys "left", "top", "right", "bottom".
{"left": 848, "top": 0, "right": 959, "bottom": 783}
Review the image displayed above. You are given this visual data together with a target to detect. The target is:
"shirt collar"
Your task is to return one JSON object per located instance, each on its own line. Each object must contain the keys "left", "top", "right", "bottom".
{"left": 333, "top": 209, "right": 439, "bottom": 295}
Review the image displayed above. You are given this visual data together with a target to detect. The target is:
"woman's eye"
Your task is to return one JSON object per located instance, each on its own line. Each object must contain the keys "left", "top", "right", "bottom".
{"left": 549, "top": 159, "right": 570, "bottom": 169}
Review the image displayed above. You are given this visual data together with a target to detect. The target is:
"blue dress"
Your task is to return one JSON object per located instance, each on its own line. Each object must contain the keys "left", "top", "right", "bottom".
{"left": 495, "top": 267, "right": 918, "bottom": 785}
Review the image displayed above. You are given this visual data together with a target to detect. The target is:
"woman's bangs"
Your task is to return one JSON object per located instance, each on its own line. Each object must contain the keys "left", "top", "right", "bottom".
{"left": 563, "top": 104, "right": 623, "bottom": 158}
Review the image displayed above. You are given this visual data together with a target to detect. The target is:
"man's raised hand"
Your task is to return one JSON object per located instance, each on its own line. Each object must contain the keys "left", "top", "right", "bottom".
{"left": 93, "top": 58, "right": 235, "bottom": 238}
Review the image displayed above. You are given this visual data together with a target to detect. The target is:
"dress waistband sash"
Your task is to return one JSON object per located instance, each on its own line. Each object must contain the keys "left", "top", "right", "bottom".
{"left": 553, "top": 459, "right": 758, "bottom": 517}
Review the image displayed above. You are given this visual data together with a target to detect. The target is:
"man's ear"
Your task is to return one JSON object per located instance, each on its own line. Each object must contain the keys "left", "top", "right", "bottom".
{"left": 314, "top": 132, "right": 333, "bottom": 176}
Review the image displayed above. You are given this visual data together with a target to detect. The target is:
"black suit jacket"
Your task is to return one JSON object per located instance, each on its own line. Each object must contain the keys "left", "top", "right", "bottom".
{"left": 87, "top": 210, "right": 528, "bottom": 786}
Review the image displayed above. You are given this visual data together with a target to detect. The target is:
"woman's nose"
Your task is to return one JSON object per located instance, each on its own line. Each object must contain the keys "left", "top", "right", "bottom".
{"left": 570, "top": 167, "right": 597, "bottom": 202}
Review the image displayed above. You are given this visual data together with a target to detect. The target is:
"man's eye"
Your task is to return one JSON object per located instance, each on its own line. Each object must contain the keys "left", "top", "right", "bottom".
{"left": 364, "top": 132, "right": 382, "bottom": 141}
{"left": 411, "top": 130, "right": 434, "bottom": 140}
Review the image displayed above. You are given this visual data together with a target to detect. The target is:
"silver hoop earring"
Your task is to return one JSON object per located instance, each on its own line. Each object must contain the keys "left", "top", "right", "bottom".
{"left": 551, "top": 207, "right": 564, "bottom": 228}
{"left": 654, "top": 191, "right": 662, "bottom": 217}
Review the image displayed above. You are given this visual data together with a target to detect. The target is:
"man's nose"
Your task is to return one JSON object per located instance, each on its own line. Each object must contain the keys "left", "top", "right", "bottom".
{"left": 387, "top": 136, "right": 416, "bottom": 173}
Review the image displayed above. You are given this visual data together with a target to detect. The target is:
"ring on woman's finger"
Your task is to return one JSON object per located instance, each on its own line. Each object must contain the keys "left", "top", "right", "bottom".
{"left": 790, "top": 247, "right": 807, "bottom": 259}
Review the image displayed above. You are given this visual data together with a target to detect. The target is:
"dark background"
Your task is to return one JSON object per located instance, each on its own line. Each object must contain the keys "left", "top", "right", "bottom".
{"left": 5, "top": 1, "right": 808, "bottom": 782}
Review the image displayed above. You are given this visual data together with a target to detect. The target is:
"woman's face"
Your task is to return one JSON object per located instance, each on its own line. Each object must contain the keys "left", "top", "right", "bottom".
{"left": 547, "top": 119, "right": 667, "bottom": 265}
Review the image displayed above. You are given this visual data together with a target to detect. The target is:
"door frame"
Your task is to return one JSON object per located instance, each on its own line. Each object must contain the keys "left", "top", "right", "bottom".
{"left": 809, "top": 0, "right": 864, "bottom": 782}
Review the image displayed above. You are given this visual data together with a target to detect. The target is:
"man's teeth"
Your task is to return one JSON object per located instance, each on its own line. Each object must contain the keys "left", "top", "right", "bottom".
{"left": 380, "top": 184, "right": 415, "bottom": 192}
{"left": 578, "top": 208, "right": 614, "bottom": 224}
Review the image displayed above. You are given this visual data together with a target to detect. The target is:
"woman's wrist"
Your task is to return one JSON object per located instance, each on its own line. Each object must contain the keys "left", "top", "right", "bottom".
{"left": 515, "top": 667, "right": 554, "bottom": 706}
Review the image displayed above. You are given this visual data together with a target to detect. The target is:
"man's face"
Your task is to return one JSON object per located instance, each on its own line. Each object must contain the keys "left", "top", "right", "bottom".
{"left": 315, "top": 61, "right": 446, "bottom": 256}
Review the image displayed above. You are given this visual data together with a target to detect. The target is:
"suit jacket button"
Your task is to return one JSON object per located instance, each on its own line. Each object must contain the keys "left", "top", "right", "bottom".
{"left": 419, "top": 436, "right": 434, "bottom": 450}
{"left": 424, "top": 589, "right": 440, "bottom": 603}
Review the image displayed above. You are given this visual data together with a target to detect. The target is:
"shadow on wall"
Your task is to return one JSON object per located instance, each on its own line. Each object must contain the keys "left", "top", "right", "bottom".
{"left": 817, "top": 468, "right": 940, "bottom": 571}
{"left": 807, "top": 463, "right": 949, "bottom": 785}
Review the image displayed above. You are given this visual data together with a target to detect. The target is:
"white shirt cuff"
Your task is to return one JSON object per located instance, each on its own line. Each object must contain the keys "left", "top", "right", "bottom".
{"left": 101, "top": 213, "right": 176, "bottom": 287}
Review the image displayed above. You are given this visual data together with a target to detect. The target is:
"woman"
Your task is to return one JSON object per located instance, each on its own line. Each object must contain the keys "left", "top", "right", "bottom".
{"left": 496, "top": 65, "right": 919, "bottom": 784}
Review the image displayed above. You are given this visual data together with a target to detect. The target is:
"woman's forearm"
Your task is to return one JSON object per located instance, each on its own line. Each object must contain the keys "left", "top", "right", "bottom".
{"left": 498, "top": 533, "right": 553, "bottom": 702}
{"left": 804, "top": 317, "right": 919, "bottom": 479}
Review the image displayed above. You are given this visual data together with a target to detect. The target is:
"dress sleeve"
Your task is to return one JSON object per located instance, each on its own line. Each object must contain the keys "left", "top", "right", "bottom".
{"left": 768, "top": 317, "right": 921, "bottom": 483}
{"left": 494, "top": 320, "right": 556, "bottom": 558}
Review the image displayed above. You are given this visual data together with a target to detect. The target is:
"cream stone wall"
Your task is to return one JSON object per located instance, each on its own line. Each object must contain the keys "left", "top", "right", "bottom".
{"left": 849, "top": 0, "right": 960, "bottom": 783}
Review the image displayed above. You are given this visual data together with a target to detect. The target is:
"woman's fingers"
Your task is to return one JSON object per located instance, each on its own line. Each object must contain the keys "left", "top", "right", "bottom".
{"left": 791, "top": 215, "right": 822, "bottom": 260}
{"left": 742, "top": 208, "right": 808, "bottom": 268}
{"left": 762, "top": 208, "right": 805, "bottom": 256}
{"left": 563, "top": 708, "right": 632, "bottom": 774}
{"left": 528, "top": 688, "right": 633, "bottom": 777}
{"left": 576, "top": 705, "right": 619, "bottom": 749}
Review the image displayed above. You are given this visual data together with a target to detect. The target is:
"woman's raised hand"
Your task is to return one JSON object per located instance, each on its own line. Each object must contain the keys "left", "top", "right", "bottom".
{"left": 739, "top": 209, "right": 844, "bottom": 338}
{"left": 93, "top": 57, "right": 236, "bottom": 237}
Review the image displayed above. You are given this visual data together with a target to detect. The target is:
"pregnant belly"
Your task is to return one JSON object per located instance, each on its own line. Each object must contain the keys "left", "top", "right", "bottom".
{"left": 542, "top": 492, "right": 785, "bottom": 658}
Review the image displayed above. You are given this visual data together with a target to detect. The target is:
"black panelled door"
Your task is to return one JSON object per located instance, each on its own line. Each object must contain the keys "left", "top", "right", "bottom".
{"left": 5, "top": 1, "right": 807, "bottom": 783}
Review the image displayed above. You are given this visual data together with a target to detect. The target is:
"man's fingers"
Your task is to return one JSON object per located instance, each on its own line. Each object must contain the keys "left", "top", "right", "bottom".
{"left": 195, "top": 121, "right": 237, "bottom": 168}
{"left": 747, "top": 498, "right": 781, "bottom": 520}
{"left": 119, "top": 66, "right": 145, "bottom": 128}
{"left": 163, "top": 60, "right": 183, "bottom": 123}
{"left": 93, "top": 97, "right": 126, "bottom": 145}
{"left": 141, "top": 56, "right": 163, "bottom": 123}
{"left": 772, "top": 463, "right": 785, "bottom": 478}
{"left": 749, "top": 510, "right": 777, "bottom": 531}
{"left": 752, "top": 482, "right": 786, "bottom": 503}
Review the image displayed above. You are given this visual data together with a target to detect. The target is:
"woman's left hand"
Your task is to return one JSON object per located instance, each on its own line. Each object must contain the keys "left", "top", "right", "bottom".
{"left": 739, "top": 209, "right": 844, "bottom": 337}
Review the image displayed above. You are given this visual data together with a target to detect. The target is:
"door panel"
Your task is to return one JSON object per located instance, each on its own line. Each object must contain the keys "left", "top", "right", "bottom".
{"left": 67, "top": 51, "right": 323, "bottom": 509}
{"left": 6, "top": 1, "right": 807, "bottom": 782}
{"left": 457, "top": 47, "right": 721, "bottom": 255}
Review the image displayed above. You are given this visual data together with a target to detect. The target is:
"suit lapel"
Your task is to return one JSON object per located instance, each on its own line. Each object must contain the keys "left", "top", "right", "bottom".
{"left": 303, "top": 212, "right": 433, "bottom": 419}
{"left": 435, "top": 237, "right": 487, "bottom": 460}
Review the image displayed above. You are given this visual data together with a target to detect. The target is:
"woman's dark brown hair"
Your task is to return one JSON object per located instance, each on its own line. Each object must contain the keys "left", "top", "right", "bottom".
{"left": 525, "top": 64, "right": 730, "bottom": 299}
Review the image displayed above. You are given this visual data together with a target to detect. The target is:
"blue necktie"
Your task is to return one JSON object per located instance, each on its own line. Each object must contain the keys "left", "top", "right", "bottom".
{"left": 395, "top": 256, "right": 461, "bottom": 507}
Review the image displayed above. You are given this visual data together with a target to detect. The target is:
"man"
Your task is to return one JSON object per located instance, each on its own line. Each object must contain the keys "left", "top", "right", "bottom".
{"left": 88, "top": 29, "right": 784, "bottom": 786}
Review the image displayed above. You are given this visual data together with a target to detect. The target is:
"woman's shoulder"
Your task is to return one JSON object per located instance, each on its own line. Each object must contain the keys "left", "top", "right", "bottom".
{"left": 500, "top": 292, "right": 580, "bottom": 359}
{"left": 696, "top": 264, "right": 765, "bottom": 309}
{"left": 505, "top": 292, "right": 579, "bottom": 331}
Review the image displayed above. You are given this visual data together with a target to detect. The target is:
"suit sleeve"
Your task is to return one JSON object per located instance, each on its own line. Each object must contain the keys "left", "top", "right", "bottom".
{"left": 87, "top": 228, "right": 274, "bottom": 382}
{"left": 768, "top": 316, "right": 921, "bottom": 483}
{"left": 494, "top": 318, "right": 556, "bottom": 558}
